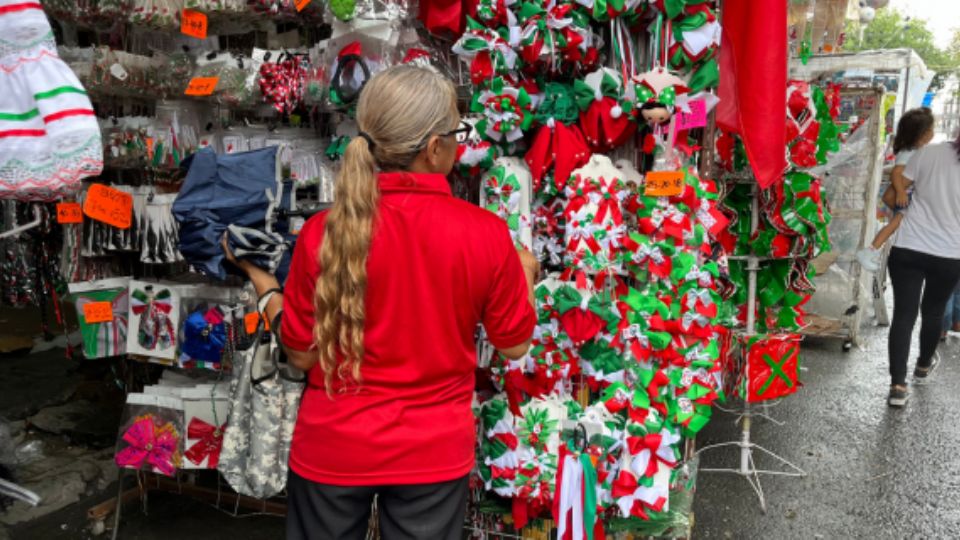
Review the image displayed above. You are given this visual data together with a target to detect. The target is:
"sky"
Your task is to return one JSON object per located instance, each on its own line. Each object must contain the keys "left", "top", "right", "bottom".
{"left": 889, "top": 0, "right": 960, "bottom": 48}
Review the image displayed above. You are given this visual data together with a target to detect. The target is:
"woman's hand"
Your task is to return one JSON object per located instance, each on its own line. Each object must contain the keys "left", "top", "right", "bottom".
{"left": 517, "top": 249, "right": 540, "bottom": 307}
{"left": 221, "top": 232, "right": 257, "bottom": 275}
{"left": 895, "top": 189, "right": 909, "bottom": 208}
{"left": 517, "top": 249, "right": 541, "bottom": 281}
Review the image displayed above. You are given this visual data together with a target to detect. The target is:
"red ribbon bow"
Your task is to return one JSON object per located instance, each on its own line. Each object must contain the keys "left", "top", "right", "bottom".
{"left": 184, "top": 417, "right": 226, "bottom": 468}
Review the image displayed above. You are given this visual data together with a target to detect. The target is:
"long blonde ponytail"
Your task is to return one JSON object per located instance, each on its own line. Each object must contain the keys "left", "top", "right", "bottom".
{"left": 313, "top": 65, "right": 459, "bottom": 392}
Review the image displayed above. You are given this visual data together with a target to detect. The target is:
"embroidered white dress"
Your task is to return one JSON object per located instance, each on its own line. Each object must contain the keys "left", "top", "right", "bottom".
{"left": 0, "top": 0, "right": 102, "bottom": 201}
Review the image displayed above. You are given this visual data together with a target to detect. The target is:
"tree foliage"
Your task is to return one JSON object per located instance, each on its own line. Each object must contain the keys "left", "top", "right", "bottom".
{"left": 844, "top": 8, "right": 960, "bottom": 89}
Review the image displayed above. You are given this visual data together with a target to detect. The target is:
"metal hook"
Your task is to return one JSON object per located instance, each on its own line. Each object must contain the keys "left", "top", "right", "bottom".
{"left": 0, "top": 206, "right": 42, "bottom": 240}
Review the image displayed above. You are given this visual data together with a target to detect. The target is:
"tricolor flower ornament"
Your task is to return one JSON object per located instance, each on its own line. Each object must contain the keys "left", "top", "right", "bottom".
{"left": 532, "top": 197, "right": 566, "bottom": 267}
{"left": 456, "top": 116, "right": 499, "bottom": 176}
{"left": 474, "top": 0, "right": 519, "bottom": 28}
{"left": 785, "top": 80, "right": 844, "bottom": 168}
{"left": 563, "top": 155, "right": 632, "bottom": 277}
{"left": 580, "top": 339, "right": 626, "bottom": 388}
{"left": 612, "top": 411, "right": 680, "bottom": 519}
{"left": 622, "top": 233, "right": 675, "bottom": 282}
{"left": 666, "top": 382, "right": 714, "bottom": 436}
{"left": 516, "top": 0, "right": 596, "bottom": 69}
{"left": 478, "top": 396, "right": 520, "bottom": 497}
{"left": 471, "top": 78, "right": 536, "bottom": 144}
{"left": 574, "top": 68, "right": 637, "bottom": 152}
{"left": 666, "top": 4, "right": 721, "bottom": 92}
{"left": 574, "top": 0, "right": 644, "bottom": 22}
{"left": 453, "top": 18, "right": 522, "bottom": 85}
{"left": 481, "top": 157, "right": 534, "bottom": 249}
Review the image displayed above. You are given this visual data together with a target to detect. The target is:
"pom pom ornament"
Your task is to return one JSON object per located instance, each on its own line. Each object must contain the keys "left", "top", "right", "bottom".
{"left": 525, "top": 83, "right": 591, "bottom": 191}
{"left": 574, "top": 68, "right": 637, "bottom": 153}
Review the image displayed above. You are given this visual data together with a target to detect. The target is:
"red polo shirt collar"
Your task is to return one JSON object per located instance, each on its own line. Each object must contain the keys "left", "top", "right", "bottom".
{"left": 378, "top": 171, "right": 452, "bottom": 195}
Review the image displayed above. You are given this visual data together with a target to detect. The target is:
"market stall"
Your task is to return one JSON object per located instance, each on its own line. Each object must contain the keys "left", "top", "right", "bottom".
{"left": 0, "top": 0, "right": 836, "bottom": 537}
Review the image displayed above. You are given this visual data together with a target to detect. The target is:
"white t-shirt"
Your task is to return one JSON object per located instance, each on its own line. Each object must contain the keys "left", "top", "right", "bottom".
{"left": 894, "top": 142, "right": 960, "bottom": 259}
{"left": 894, "top": 149, "right": 915, "bottom": 166}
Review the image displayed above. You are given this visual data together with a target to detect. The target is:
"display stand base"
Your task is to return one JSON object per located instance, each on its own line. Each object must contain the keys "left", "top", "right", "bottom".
{"left": 695, "top": 410, "right": 806, "bottom": 513}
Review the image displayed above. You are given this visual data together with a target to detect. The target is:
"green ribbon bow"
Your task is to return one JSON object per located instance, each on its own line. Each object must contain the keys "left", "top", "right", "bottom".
{"left": 635, "top": 84, "right": 677, "bottom": 107}
{"left": 573, "top": 72, "right": 622, "bottom": 111}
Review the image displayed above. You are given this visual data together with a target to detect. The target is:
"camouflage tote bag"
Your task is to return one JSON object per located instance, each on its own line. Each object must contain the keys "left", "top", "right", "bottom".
{"left": 218, "top": 291, "right": 304, "bottom": 498}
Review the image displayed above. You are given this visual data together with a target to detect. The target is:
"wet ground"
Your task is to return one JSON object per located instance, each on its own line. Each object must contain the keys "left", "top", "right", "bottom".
{"left": 693, "top": 323, "right": 960, "bottom": 539}
{"left": 3, "top": 314, "right": 959, "bottom": 539}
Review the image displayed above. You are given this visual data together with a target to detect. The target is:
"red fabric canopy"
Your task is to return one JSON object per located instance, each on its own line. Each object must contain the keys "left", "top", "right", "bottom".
{"left": 716, "top": 0, "right": 788, "bottom": 189}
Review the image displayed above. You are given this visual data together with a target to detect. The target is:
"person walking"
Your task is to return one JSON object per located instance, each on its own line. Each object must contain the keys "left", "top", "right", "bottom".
{"left": 886, "top": 129, "right": 960, "bottom": 407}
{"left": 225, "top": 65, "right": 539, "bottom": 538}
{"left": 857, "top": 108, "right": 935, "bottom": 271}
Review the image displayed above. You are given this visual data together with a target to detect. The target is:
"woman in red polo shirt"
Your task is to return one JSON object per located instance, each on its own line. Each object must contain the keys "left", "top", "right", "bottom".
{"left": 226, "top": 65, "right": 538, "bottom": 539}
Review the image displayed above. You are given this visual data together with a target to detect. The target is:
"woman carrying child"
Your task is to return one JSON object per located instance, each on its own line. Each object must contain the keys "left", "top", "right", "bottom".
{"left": 857, "top": 108, "right": 935, "bottom": 271}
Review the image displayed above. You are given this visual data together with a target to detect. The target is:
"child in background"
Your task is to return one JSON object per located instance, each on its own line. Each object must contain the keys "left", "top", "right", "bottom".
{"left": 943, "top": 283, "right": 960, "bottom": 339}
{"left": 857, "top": 108, "right": 935, "bottom": 272}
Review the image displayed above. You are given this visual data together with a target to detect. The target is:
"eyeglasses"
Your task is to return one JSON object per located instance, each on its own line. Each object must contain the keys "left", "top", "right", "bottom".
{"left": 441, "top": 121, "right": 473, "bottom": 144}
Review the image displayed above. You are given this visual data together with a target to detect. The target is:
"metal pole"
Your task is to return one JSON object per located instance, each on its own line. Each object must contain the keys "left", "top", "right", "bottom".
{"left": 741, "top": 188, "right": 760, "bottom": 475}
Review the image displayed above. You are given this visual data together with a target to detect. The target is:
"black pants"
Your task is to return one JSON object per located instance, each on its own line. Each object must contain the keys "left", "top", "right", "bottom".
{"left": 887, "top": 247, "right": 960, "bottom": 385}
{"left": 286, "top": 470, "right": 469, "bottom": 540}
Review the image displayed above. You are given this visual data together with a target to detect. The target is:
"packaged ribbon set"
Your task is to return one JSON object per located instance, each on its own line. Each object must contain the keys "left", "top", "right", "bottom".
{"left": 0, "top": 0, "right": 886, "bottom": 535}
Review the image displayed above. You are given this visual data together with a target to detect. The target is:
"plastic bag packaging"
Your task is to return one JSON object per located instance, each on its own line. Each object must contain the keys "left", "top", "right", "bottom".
{"left": 68, "top": 277, "right": 132, "bottom": 359}
{"left": 320, "top": 21, "right": 402, "bottom": 112}
{"left": 80, "top": 185, "right": 149, "bottom": 256}
{"left": 126, "top": 0, "right": 186, "bottom": 30}
{"left": 115, "top": 393, "right": 185, "bottom": 477}
{"left": 86, "top": 47, "right": 190, "bottom": 98}
{"left": 190, "top": 52, "right": 263, "bottom": 109}
{"left": 303, "top": 48, "right": 329, "bottom": 106}
{"left": 254, "top": 48, "right": 309, "bottom": 115}
{"left": 177, "top": 286, "right": 244, "bottom": 370}
{"left": 395, "top": 26, "right": 457, "bottom": 80}
{"left": 185, "top": 0, "right": 247, "bottom": 14}
{"left": 326, "top": 0, "right": 416, "bottom": 24}
{"left": 42, "top": 0, "right": 105, "bottom": 23}
{"left": 318, "top": 158, "right": 338, "bottom": 202}
{"left": 141, "top": 194, "right": 184, "bottom": 265}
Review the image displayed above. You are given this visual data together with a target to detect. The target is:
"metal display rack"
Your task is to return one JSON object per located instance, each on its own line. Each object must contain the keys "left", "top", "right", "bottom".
{"left": 801, "top": 85, "right": 886, "bottom": 349}
{"left": 695, "top": 187, "right": 807, "bottom": 513}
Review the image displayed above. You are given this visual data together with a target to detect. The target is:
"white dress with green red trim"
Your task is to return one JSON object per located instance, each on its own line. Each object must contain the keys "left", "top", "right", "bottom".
{"left": 0, "top": 0, "right": 102, "bottom": 201}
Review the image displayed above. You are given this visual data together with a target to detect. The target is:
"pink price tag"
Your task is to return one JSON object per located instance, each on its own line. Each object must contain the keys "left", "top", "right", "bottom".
{"left": 676, "top": 99, "right": 708, "bottom": 130}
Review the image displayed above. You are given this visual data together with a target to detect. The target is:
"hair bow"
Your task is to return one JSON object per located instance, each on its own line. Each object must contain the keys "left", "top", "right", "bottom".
{"left": 115, "top": 415, "right": 181, "bottom": 476}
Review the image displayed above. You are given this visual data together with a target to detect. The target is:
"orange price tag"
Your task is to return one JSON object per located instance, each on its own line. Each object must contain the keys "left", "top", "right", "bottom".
{"left": 56, "top": 202, "right": 83, "bottom": 224}
{"left": 181, "top": 9, "right": 208, "bottom": 39}
{"left": 83, "top": 184, "right": 133, "bottom": 229}
{"left": 295, "top": 0, "right": 311, "bottom": 11}
{"left": 244, "top": 312, "right": 270, "bottom": 334}
{"left": 644, "top": 171, "right": 685, "bottom": 197}
{"left": 184, "top": 77, "right": 219, "bottom": 96}
{"left": 83, "top": 302, "right": 114, "bottom": 324}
